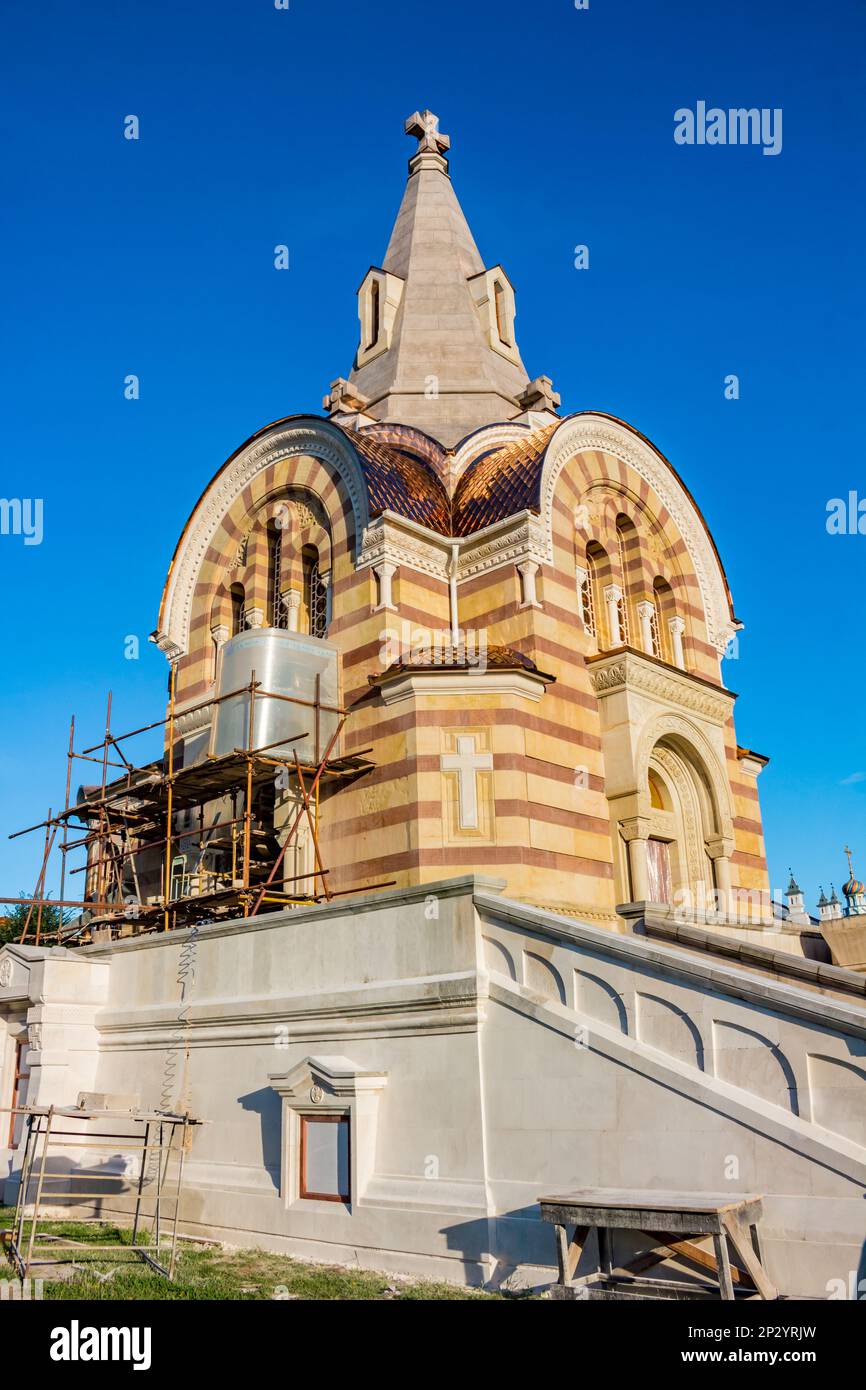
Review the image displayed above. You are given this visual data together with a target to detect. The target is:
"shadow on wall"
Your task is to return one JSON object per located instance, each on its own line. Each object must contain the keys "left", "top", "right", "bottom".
{"left": 8, "top": 1151, "right": 146, "bottom": 1214}
{"left": 440, "top": 1205, "right": 554, "bottom": 1290}
{"left": 238, "top": 1087, "right": 282, "bottom": 1192}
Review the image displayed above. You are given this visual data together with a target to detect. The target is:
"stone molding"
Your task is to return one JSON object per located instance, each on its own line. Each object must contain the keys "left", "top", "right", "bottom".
{"left": 457, "top": 511, "right": 548, "bottom": 580}
{"left": 587, "top": 648, "right": 734, "bottom": 725}
{"left": 357, "top": 513, "right": 450, "bottom": 581}
{"left": 378, "top": 670, "right": 548, "bottom": 706}
{"left": 269, "top": 1055, "right": 388, "bottom": 1102}
{"left": 172, "top": 699, "right": 214, "bottom": 741}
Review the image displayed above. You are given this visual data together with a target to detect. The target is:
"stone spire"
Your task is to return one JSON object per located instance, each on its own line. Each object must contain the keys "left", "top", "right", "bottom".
{"left": 332, "top": 111, "right": 553, "bottom": 448}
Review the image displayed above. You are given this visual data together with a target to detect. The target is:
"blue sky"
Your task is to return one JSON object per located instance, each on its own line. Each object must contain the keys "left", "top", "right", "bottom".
{"left": 1, "top": 0, "right": 864, "bottom": 910}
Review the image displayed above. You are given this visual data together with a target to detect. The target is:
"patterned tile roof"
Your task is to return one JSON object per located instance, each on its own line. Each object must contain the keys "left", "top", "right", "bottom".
{"left": 451, "top": 424, "right": 558, "bottom": 536}
{"left": 371, "top": 643, "right": 554, "bottom": 683}
{"left": 340, "top": 422, "right": 557, "bottom": 539}
{"left": 347, "top": 430, "right": 451, "bottom": 534}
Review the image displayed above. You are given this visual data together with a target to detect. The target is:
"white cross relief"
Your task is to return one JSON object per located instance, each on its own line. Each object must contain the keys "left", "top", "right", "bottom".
{"left": 441, "top": 735, "right": 493, "bottom": 831}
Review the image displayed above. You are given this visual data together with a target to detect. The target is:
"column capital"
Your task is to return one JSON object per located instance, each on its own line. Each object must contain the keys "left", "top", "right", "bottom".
{"left": 620, "top": 816, "right": 652, "bottom": 842}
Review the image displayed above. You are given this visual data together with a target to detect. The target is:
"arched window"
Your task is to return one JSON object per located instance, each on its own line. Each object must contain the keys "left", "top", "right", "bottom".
{"left": 494, "top": 280, "right": 509, "bottom": 344}
{"left": 230, "top": 584, "right": 245, "bottom": 637}
{"left": 646, "top": 593, "right": 662, "bottom": 658}
{"left": 302, "top": 546, "right": 327, "bottom": 640}
{"left": 268, "top": 524, "right": 288, "bottom": 629}
{"left": 648, "top": 768, "right": 668, "bottom": 811}
{"left": 368, "top": 278, "right": 380, "bottom": 349}
{"left": 653, "top": 577, "right": 680, "bottom": 665}
{"left": 616, "top": 515, "right": 640, "bottom": 646}
{"left": 579, "top": 545, "right": 604, "bottom": 638}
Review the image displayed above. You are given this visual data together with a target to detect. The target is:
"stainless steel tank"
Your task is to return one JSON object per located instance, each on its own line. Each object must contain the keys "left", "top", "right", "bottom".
{"left": 211, "top": 628, "right": 341, "bottom": 766}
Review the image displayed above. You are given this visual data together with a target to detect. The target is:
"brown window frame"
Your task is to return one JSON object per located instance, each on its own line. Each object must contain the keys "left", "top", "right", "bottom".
{"left": 299, "top": 1113, "right": 350, "bottom": 1203}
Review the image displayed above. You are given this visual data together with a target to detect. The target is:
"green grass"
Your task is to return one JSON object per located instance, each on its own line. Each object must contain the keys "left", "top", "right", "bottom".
{"left": 0, "top": 1207, "right": 499, "bottom": 1301}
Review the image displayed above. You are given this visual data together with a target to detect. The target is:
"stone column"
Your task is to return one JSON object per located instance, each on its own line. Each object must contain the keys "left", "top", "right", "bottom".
{"left": 706, "top": 835, "right": 735, "bottom": 919}
{"left": 517, "top": 560, "right": 541, "bottom": 608}
{"left": 604, "top": 584, "right": 624, "bottom": 646}
{"left": 669, "top": 616, "right": 686, "bottom": 668}
{"left": 211, "top": 623, "right": 229, "bottom": 679}
{"left": 285, "top": 589, "right": 301, "bottom": 633}
{"left": 620, "top": 816, "right": 652, "bottom": 902}
{"left": 245, "top": 607, "right": 264, "bottom": 630}
{"left": 636, "top": 601, "right": 655, "bottom": 656}
{"left": 373, "top": 561, "right": 397, "bottom": 610}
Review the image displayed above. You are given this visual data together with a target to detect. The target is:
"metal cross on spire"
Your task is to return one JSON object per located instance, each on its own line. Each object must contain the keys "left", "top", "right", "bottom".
{"left": 404, "top": 109, "right": 451, "bottom": 157}
{"left": 845, "top": 844, "right": 855, "bottom": 876}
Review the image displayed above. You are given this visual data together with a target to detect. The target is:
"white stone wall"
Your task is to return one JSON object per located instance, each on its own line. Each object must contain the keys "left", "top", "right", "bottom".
{"left": 2, "top": 877, "right": 865, "bottom": 1295}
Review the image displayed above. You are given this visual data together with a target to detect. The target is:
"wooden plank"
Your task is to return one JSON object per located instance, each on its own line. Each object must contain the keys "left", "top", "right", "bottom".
{"left": 540, "top": 1203, "right": 725, "bottom": 1235}
{"left": 539, "top": 1189, "right": 763, "bottom": 1216}
{"left": 554, "top": 1223, "right": 590, "bottom": 1285}
{"left": 713, "top": 1231, "right": 735, "bottom": 1301}
{"left": 597, "top": 1225, "right": 612, "bottom": 1277}
{"left": 626, "top": 1234, "right": 747, "bottom": 1285}
{"left": 722, "top": 1215, "right": 778, "bottom": 1301}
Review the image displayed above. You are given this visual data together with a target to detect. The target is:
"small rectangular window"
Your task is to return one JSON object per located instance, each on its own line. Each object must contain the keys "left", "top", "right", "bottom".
{"left": 300, "top": 1114, "right": 350, "bottom": 1202}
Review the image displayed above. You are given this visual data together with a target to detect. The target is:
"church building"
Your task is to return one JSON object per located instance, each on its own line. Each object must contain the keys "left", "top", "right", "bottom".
{"left": 151, "top": 107, "right": 769, "bottom": 933}
{"left": 2, "top": 113, "right": 865, "bottom": 1298}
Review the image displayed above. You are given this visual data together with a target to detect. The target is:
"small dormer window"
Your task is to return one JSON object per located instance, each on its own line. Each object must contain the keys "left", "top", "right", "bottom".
{"left": 467, "top": 267, "right": 521, "bottom": 366}
{"left": 355, "top": 268, "right": 404, "bottom": 369}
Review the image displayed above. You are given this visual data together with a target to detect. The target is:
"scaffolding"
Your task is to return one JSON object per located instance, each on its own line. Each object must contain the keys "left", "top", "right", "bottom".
{"left": 4, "top": 670, "right": 389, "bottom": 946}
{"left": 2, "top": 1104, "right": 200, "bottom": 1281}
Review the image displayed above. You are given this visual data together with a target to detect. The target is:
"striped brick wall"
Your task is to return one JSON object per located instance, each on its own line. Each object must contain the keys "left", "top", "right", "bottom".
{"left": 160, "top": 425, "right": 769, "bottom": 924}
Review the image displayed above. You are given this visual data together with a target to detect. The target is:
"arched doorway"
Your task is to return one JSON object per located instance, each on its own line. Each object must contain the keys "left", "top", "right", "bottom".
{"left": 631, "top": 732, "right": 732, "bottom": 915}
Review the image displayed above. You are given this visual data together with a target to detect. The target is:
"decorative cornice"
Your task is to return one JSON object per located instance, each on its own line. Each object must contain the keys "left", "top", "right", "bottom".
{"left": 357, "top": 508, "right": 550, "bottom": 586}
{"left": 541, "top": 416, "right": 739, "bottom": 655}
{"left": 173, "top": 699, "right": 214, "bottom": 740}
{"left": 377, "top": 669, "right": 549, "bottom": 706}
{"left": 457, "top": 511, "right": 549, "bottom": 579}
{"left": 150, "top": 631, "right": 184, "bottom": 662}
{"left": 587, "top": 648, "right": 735, "bottom": 725}
{"left": 269, "top": 1055, "right": 389, "bottom": 1101}
{"left": 357, "top": 513, "right": 451, "bottom": 580}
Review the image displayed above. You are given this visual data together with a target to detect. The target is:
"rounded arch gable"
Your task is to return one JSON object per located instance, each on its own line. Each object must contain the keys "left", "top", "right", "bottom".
{"left": 152, "top": 418, "right": 371, "bottom": 659}
{"left": 541, "top": 414, "right": 739, "bottom": 656}
{"left": 635, "top": 711, "right": 734, "bottom": 839}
